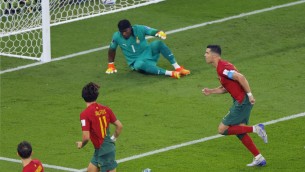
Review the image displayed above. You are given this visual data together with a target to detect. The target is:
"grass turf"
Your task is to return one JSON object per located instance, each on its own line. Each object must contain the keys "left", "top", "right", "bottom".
{"left": 1, "top": 0, "right": 305, "bottom": 171}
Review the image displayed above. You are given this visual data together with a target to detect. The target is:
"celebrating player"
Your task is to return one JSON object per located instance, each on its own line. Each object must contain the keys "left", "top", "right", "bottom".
{"left": 105, "top": 19, "right": 190, "bottom": 79}
{"left": 202, "top": 45, "right": 268, "bottom": 167}
{"left": 76, "top": 82, "right": 123, "bottom": 172}
{"left": 17, "top": 141, "right": 44, "bottom": 172}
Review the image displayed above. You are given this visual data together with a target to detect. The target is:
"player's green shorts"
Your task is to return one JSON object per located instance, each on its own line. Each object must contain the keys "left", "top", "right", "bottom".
{"left": 130, "top": 40, "right": 175, "bottom": 75}
{"left": 222, "top": 95, "right": 253, "bottom": 126}
{"left": 91, "top": 142, "right": 117, "bottom": 172}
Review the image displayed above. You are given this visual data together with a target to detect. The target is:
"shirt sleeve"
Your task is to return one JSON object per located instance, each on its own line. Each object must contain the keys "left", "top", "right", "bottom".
{"left": 80, "top": 112, "right": 90, "bottom": 131}
{"left": 222, "top": 69, "right": 235, "bottom": 80}
{"left": 219, "top": 63, "right": 236, "bottom": 80}
{"left": 141, "top": 25, "right": 158, "bottom": 36}
{"left": 106, "top": 107, "right": 117, "bottom": 123}
{"left": 109, "top": 33, "right": 118, "bottom": 50}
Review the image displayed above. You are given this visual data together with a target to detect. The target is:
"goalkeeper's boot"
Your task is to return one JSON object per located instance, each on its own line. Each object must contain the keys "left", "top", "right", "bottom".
{"left": 255, "top": 124, "right": 268, "bottom": 143}
{"left": 247, "top": 154, "right": 266, "bottom": 167}
{"left": 176, "top": 66, "right": 190, "bottom": 76}
{"left": 171, "top": 71, "right": 180, "bottom": 79}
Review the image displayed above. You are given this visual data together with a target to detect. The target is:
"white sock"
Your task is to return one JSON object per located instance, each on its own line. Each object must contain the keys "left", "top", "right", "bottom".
{"left": 255, "top": 154, "right": 262, "bottom": 160}
{"left": 172, "top": 63, "right": 180, "bottom": 69}
{"left": 165, "top": 70, "right": 172, "bottom": 76}
{"left": 253, "top": 126, "right": 257, "bottom": 133}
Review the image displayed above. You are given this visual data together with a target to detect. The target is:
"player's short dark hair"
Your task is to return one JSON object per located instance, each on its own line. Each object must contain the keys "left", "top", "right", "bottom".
{"left": 17, "top": 141, "right": 32, "bottom": 159}
{"left": 82, "top": 82, "right": 100, "bottom": 102}
{"left": 118, "top": 19, "right": 131, "bottom": 32}
{"left": 207, "top": 45, "right": 221, "bottom": 55}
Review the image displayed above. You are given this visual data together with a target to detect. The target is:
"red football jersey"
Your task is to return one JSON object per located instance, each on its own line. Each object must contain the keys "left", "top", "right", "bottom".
{"left": 80, "top": 103, "right": 117, "bottom": 149}
{"left": 23, "top": 159, "right": 44, "bottom": 172}
{"left": 217, "top": 59, "right": 245, "bottom": 103}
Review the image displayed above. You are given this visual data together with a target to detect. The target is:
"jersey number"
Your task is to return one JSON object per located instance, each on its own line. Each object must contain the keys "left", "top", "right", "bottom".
{"left": 99, "top": 116, "right": 108, "bottom": 138}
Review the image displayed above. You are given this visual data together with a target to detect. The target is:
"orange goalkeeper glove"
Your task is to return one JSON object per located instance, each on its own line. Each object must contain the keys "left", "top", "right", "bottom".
{"left": 106, "top": 63, "right": 117, "bottom": 74}
{"left": 155, "top": 31, "right": 166, "bottom": 39}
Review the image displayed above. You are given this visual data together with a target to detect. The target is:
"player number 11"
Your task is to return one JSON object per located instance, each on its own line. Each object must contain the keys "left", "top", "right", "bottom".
{"left": 99, "top": 116, "right": 107, "bottom": 138}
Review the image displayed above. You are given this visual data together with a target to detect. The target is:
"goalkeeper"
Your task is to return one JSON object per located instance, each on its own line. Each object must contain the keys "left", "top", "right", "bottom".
{"left": 106, "top": 19, "right": 190, "bottom": 79}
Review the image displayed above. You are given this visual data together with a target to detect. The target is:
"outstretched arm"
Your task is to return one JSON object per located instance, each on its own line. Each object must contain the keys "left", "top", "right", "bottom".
{"left": 106, "top": 48, "right": 117, "bottom": 74}
{"left": 108, "top": 48, "right": 116, "bottom": 63}
{"left": 143, "top": 25, "right": 166, "bottom": 39}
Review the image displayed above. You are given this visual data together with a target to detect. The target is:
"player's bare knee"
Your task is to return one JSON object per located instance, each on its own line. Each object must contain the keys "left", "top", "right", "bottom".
{"left": 218, "top": 128, "right": 226, "bottom": 135}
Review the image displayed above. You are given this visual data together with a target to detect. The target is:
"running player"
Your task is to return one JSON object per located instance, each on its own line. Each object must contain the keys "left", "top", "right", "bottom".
{"left": 202, "top": 45, "right": 267, "bottom": 167}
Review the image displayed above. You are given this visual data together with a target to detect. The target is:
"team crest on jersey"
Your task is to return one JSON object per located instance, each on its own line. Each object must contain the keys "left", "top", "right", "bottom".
{"left": 136, "top": 36, "right": 140, "bottom": 44}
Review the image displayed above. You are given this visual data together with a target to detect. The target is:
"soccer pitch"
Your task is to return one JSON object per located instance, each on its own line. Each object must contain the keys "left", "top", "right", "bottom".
{"left": 1, "top": 0, "right": 305, "bottom": 171}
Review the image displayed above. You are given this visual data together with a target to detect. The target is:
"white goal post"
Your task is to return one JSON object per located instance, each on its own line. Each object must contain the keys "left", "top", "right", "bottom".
{"left": 0, "top": 0, "right": 164, "bottom": 62}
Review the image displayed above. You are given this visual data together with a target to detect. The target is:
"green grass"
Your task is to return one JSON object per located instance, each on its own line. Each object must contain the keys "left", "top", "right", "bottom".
{"left": 118, "top": 118, "right": 305, "bottom": 172}
{"left": 1, "top": 0, "right": 305, "bottom": 171}
{"left": 0, "top": 0, "right": 297, "bottom": 70}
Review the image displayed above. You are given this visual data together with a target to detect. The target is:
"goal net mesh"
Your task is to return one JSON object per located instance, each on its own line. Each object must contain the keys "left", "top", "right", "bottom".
{"left": 0, "top": 0, "right": 163, "bottom": 61}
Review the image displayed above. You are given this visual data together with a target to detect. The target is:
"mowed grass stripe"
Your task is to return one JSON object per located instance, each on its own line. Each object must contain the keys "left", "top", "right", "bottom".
{"left": 2, "top": 112, "right": 303, "bottom": 171}
{"left": 1, "top": 0, "right": 304, "bottom": 75}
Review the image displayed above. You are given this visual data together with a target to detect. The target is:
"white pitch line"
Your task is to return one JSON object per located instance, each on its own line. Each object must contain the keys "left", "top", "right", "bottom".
{"left": 79, "top": 112, "right": 305, "bottom": 171}
{"left": 1, "top": 0, "right": 304, "bottom": 75}
{"left": 1, "top": 0, "right": 305, "bottom": 171}
{"left": 117, "top": 135, "right": 224, "bottom": 163}
{"left": 166, "top": 0, "right": 305, "bottom": 35}
{"left": 116, "top": 112, "right": 305, "bottom": 164}
{"left": 0, "top": 157, "right": 81, "bottom": 172}
{"left": 2, "top": 112, "right": 304, "bottom": 171}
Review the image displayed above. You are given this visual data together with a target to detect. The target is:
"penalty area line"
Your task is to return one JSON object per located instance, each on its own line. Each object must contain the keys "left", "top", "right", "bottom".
{"left": 1, "top": 0, "right": 305, "bottom": 75}
{"left": 78, "top": 112, "right": 305, "bottom": 171}
{"left": 1, "top": 112, "right": 304, "bottom": 171}
{"left": 0, "top": 157, "right": 81, "bottom": 172}
{"left": 117, "top": 112, "right": 305, "bottom": 163}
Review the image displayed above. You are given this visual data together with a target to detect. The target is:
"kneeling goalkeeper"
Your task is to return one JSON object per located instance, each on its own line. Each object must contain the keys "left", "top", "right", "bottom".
{"left": 105, "top": 19, "right": 190, "bottom": 79}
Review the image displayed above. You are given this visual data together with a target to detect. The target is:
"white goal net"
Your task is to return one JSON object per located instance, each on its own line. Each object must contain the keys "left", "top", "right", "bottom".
{"left": 0, "top": 0, "right": 164, "bottom": 62}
